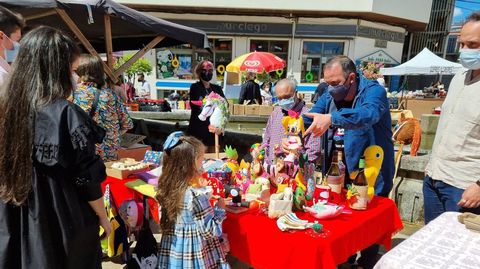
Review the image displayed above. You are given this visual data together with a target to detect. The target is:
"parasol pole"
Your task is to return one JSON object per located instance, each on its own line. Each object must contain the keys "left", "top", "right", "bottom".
{"left": 215, "top": 134, "right": 220, "bottom": 159}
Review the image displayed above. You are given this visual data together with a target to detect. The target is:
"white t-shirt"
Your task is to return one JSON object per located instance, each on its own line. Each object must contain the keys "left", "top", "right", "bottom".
{"left": 138, "top": 81, "right": 151, "bottom": 97}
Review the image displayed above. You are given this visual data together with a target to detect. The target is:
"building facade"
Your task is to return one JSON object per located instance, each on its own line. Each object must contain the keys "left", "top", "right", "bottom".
{"left": 117, "top": 0, "right": 432, "bottom": 98}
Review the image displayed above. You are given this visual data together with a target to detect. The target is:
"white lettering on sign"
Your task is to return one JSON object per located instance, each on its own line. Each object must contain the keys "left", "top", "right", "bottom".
{"left": 244, "top": 60, "right": 261, "bottom": 67}
{"left": 219, "top": 22, "right": 268, "bottom": 33}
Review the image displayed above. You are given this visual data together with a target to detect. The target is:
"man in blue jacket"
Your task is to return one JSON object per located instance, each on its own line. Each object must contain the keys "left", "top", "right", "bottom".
{"left": 304, "top": 55, "right": 394, "bottom": 269}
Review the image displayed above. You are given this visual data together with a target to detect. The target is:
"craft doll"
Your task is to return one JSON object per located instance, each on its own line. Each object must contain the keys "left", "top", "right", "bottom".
{"left": 281, "top": 111, "right": 304, "bottom": 166}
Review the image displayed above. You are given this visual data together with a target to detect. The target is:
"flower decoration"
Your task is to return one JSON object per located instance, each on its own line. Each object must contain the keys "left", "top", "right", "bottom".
{"left": 346, "top": 184, "right": 359, "bottom": 201}
{"left": 360, "top": 62, "right": 384, "bottom": 80}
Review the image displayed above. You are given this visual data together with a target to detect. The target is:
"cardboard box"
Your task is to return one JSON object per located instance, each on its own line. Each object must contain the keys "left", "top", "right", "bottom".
{"left": 258, "top": 105, "right": 274, "bottom": 116}
{"left": 245, "top": 104, "right": 260, "bottom": 116}
{"left": 228, "top": 100, "right": 234, "bottom": 115}
{"left": 105, "top": 158, "right": 149, "bottom": 179}
{"left": 227, "top": 72, "right": 241, "bottom": 85}
{"left": 204, "top": 152, "right": 227, "bottom": 159}
{"left": 117, "top": 143, "right": 151, "bottom": 161}
{"left": 233, "top": 104, "right": 245, "bottom": 115}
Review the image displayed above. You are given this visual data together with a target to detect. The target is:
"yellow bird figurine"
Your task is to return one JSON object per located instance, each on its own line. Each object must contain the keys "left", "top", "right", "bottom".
{"left": 350, "top": 145, "right": 384, "bottom": 200}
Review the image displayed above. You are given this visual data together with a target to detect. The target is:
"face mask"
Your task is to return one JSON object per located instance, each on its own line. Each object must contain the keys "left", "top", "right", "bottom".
{"left": 459, "top": 49, "right": 480, "bottom": 70}
{"left": 5, "top": 41, "right": 19, "bottom": 63}
{"left": 200, "top": 70, "right": 213, "bottom": 82}
{"left": 278, "top": 96, "right": 296, "bottom": 111}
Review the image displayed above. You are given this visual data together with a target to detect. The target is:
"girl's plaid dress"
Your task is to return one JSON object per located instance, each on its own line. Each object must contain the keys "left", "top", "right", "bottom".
{"left": 158, "top": 187, "right": 230, "bottom": 269}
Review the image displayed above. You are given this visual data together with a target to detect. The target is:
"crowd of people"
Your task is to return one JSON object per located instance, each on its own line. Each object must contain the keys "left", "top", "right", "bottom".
{"left": 1, "top": 2, "right": 480, "bottom": 268}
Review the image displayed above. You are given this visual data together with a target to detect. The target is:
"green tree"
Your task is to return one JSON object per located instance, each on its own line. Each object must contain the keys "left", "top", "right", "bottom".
{"left": 115, "top": 53, "right": 153, "bottom": 81}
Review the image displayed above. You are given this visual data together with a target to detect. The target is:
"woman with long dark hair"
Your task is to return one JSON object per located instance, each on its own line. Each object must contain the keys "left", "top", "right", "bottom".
{"left": 0, "top": 26, "right": 110, "bottom": 268}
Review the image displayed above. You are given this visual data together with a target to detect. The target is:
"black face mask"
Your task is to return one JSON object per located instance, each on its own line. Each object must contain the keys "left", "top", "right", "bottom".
{"left": 200, "top": 70, "right": 213, "bottom": 82}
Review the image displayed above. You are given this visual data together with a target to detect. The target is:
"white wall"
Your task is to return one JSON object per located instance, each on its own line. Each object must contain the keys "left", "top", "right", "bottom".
{"left": 117, "top": 0, "right": 431, "bottom": 24}
{"left": 353, "top": 37, "right": 403, "bottom": 64}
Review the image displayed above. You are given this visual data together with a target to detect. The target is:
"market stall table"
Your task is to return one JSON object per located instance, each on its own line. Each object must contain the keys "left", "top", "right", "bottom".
{"left": 374, "top": 212, "right": 480, "bottom": 269}
{"left": 101, "top": 176, "right": 159, "bottom": 222}
{"left": 223, "top": 196, "right": 403, "bottom": 269}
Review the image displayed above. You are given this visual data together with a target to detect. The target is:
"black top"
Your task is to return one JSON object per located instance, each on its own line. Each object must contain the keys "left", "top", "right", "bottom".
{"left": 239, "top": 80, "right": 262, "bottom": 105}
{"left": 188, "top": 81, "right": 226, "bottom": 146}
{"left": 0, "top": 99, "right": 106, "bottom": 269}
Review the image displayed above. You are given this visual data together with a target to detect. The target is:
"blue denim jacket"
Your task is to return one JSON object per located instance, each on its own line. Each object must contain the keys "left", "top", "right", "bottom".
{"left": 304, "top": 75, "right": 394, "bottom": 196}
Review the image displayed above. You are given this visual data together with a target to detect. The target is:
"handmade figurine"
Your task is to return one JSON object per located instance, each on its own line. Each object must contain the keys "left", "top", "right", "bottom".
{"left": 281, "top": 110, "right": 304, "bottom": 166}
{"left": 204, "top": 173, "right": 225, "bottom": 199}
{"left": 350, "top": 145, "right": 384, "bottom": 200}
{"left": 264, "top": 147, "right": 286, "bottom": 179}
{"left": 293, "top": 185, "right": 306, "bottom": 211}
{"left": 303, "top": 201, "right": 344, "bottom": 220}
{"left": 224, "top": 145, "right": 240, "bottom": 173}
{"left": 191, "top": 91, "right": 230, "bottom": 133}
{"left": 250, "top": 143, "right": 265, "bottom": 179}
{"left": 232, "top": 159, "right": 252, "bottom": 194}
{"left": 245, "top": 177, "right": 270, "bottom": 201}
{"left": 363, "top": 146, "right": 384, "bottom": 199}
{"left": 392, "top": 114, "right": 421, "bottom": 156}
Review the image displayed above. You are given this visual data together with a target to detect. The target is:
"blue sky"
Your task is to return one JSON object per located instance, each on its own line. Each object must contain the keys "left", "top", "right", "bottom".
{"left": 454, "top": 0, "right": 480, "bottom": 24}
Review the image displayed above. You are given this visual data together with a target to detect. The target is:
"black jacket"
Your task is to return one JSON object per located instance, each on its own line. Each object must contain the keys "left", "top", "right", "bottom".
{"left": 239, "top": 80, "right": 262, "bottom": 105}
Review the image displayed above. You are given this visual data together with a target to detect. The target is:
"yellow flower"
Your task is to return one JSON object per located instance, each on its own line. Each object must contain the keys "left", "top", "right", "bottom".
{"left": 347, "top": 189, "right": 354, "bottom": 200}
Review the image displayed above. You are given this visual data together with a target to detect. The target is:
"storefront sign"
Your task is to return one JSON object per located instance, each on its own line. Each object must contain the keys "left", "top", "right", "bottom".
{"left": 171, "top": 19, "right": 292, "bottom": 36}
{"left": 358, "top": 50, "right": 399, "bottom": 65}
{"left": 358, "top": 26, "right": 405, "bottom": 43}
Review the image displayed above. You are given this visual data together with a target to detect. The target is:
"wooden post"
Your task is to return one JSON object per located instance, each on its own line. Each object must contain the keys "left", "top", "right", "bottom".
{"left": 114, "top": 35, "right": 165, "bottom": 78}
{"left": 25, "top": 9, "right": 57, "bottom": 21}
{"left": 55, "top": 8, "right": 117, "bottom": 83}
{"left": 215, "top": 134, "right": 220, "bottom": 159}
{"left": 104, "top": 14, "right": 114, "bottom": 71}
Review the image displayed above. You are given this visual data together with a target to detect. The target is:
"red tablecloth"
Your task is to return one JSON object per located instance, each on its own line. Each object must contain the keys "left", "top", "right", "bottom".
{"left": 223, "top": 196, "right": 403, "bottom": 269}
{"left": 101, "top": 176, "right": 159, "bottom": 223}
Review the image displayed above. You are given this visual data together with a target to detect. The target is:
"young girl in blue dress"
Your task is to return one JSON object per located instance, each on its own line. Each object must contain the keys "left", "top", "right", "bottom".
{"left": 156, "top": 132, "right": 229, "bottom": 269}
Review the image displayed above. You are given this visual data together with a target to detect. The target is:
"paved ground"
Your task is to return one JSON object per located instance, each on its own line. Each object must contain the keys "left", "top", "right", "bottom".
{"left": 101, "top": 221, "right": 423, "bottom": 269}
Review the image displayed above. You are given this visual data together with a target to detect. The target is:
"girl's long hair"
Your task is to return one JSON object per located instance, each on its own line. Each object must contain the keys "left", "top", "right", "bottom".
{"left": 156, "top": 136, "right": 205, "bottom": 231}
{"left": 0, "top": 26, "right": 80, "bottom": 205}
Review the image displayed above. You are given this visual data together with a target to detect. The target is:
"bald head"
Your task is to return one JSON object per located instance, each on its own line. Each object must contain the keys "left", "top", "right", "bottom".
{"left": 275, "top": 78, "right": 296, "bottom": 99}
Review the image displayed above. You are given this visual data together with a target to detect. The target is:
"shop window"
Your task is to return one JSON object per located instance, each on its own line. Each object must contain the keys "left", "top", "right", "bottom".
{"left": 301, "top": 41, "right": 344, "bottom": 83}
{"left": 156, "top": 38, "right": 232, "bottom": 81}
{"left": 250, "top": 39, "right": 288, "bottom": 79}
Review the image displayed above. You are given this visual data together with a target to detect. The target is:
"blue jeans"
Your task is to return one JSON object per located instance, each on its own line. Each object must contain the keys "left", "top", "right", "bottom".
{"left": 423, "top": 175, "right": 480, "bottom": 224}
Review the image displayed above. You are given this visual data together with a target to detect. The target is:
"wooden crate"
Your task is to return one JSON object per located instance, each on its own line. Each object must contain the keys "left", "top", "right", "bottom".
{"left": 258, "top": 105, "right": 274, "bottom": 116}
{"left": 245, "top": 104, "right": 260, "bottom": 116}
{"left": 233, "top": 104, "right": 245, "bottom": 115}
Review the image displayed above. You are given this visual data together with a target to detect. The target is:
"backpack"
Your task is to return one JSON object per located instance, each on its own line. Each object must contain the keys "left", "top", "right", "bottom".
{"left": 127, "top": 198, "right": 158, "bottom": 269}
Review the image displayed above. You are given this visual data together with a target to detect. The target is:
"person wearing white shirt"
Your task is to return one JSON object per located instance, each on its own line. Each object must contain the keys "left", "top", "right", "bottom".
{"left": 424, "top": 12, "right": 480, "bottom": 224}
{"left": 137, "top": 73, "right": 151, "bottom": 98}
